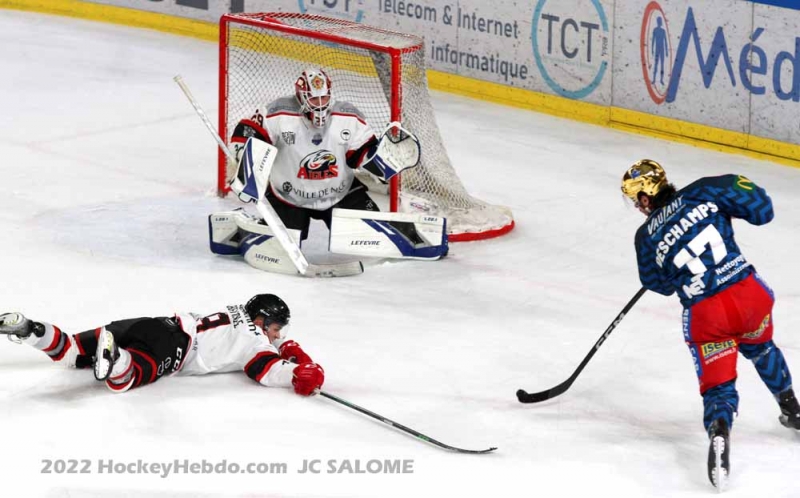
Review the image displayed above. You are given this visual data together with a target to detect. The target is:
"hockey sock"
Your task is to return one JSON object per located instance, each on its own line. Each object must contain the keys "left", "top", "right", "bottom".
{"left": 21, "top": 322, "right": 77, "bottom": 367}
{"left": 702, "top": 380, "right": 739, "bottom": 433}
{"left": 739, "top": 341, "right": 792, "bottom": 395}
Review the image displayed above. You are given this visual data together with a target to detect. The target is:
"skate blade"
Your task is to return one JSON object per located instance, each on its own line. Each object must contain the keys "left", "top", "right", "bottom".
{"left": 94, "top": 350, "right": 113, "bottom": 381}
{"left": 94, "top": 336, "right": 115, "bottom": 381}
{"left": 779, "top": 414, "right": 800, "bottom": 431}
{"left": 711, "top": 436, "right": 728, "bottom": 493}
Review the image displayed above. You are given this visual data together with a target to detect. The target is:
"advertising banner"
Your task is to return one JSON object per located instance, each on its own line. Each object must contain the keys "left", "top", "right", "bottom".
{"left": 613, "top": 0, "right": 753, "bottom": 134}
{"left": 83, "top": 0, "right": 614, "bottom": 106}
{"left": 84, "top": 0, "right": 232, "bottom": 21}
{"left": 749, "top": 4, "right": 800, "bottom": 145}
{"left": 748, "top": 0, "right": 800, "bottom": 10}
{"left": 51, "top": 0, "right": 800, "bottom": 153}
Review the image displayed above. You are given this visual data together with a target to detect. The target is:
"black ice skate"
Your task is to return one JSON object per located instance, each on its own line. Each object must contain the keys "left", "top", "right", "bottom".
{"left": 0, "top": 312, "right": 43, "bottom": 341}
{"left": 94, "top": 328, "right": 119, "bottom": 381}
{"left": 778, "top": 389, "right": 800, "bottom": 430}
{"left": 707, "top": 418, "right": 730, "bottom": 492}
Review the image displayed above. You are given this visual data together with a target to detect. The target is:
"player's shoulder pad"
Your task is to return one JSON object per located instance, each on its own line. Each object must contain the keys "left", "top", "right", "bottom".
{"left": 330, "top": 101, "right": 367, "bottom": 120}
{"left": 267, "top": 96, "right": 302, "bottom": 115}
{"left": 681, "top": 174, "right": 762, "bottom": 199}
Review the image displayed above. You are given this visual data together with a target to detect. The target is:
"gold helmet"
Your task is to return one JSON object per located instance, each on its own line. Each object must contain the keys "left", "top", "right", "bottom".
{"left": 621, "top": 159, "right": 668, "bottom": 202}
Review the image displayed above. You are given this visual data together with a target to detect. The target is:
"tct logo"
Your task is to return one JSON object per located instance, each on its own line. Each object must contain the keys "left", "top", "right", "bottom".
{"left": 641, "top": 2, "right": 673, "bottom": 104}
{"left": 298, "top": 0, "right": 364, "bottom": 22}
{"left": 531, "top": 0, "right": 610, "bottom": 100}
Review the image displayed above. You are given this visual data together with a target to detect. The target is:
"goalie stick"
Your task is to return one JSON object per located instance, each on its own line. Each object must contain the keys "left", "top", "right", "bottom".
{"left": 173, "top": 75, "right": 362, "bottom": 278}
{"left": 516, "top": 287, "right": 647, "bottom": 404}
{"left": 319, "top": 391, "right": 497, "bottom": 454}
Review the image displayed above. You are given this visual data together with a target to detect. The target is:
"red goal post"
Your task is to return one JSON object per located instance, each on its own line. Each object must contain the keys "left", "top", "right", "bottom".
{"left": 218, "top": 12, "right": 514, "bottom": 241}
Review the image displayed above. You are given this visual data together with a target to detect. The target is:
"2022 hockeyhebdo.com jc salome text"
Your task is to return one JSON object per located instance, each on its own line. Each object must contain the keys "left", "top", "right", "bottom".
{"left": 40, "top": 458, "right": 415, "bottom": 478}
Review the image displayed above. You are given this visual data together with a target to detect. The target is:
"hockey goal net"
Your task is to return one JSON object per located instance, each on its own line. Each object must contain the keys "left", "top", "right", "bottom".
{"left": 218, "top": 12, "right": 514, "bottom": 241}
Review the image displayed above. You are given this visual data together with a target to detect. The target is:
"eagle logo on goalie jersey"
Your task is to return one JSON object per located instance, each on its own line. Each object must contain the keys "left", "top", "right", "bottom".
{"left": 298, "top": 150, "right": 339, "bottom": 180}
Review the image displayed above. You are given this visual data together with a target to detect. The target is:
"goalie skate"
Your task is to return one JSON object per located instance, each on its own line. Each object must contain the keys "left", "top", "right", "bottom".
{"left": 94, "top": 328, "right": 119, "bottom": 381}
{"left": 707, "top": 419, "right": 730, "bottom": 492}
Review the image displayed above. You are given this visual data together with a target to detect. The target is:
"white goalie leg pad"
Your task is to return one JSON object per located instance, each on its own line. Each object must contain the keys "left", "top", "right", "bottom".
{"left": 209, "top": 210, "right": 363, "bottom": 277}
{"left": 228, "top": 138, "right": 311, "bottom": 276}
{"left": 208, "top": 210, "right": 245, "bottom": 255}
{"left": 234, "top": 211, "right": 303, "bottom": 275}
{"left": 329, "top": 208, "right": 448, "bottom": 260}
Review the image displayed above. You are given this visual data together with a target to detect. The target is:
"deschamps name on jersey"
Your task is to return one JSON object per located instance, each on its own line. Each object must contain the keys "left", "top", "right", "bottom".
{"left": 297, "top": 459, "right": 414, "bottom": 474}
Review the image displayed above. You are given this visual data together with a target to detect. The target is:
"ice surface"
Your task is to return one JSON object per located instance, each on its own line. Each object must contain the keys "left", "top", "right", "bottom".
{"left": 1, "top": 9, "right": 799, "bottom": 498}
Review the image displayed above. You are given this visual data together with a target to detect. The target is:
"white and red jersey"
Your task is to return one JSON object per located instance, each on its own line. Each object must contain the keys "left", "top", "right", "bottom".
{"left": 174, "top": 305, "right": 296, "bottom": 388}
{"left": 231, "top": 96, "right": 377, "bottom": 211}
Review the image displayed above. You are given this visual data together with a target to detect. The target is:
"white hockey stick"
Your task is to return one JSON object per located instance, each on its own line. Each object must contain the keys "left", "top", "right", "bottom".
{"left": 173, "top": 75, "right": 363, "bottom": 278}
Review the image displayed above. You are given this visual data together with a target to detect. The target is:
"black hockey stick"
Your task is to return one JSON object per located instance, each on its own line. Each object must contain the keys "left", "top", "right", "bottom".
{"left": 319, "top": 391, "right": 497, "bottom": 454}
{"left": 516, "top": 287, "right": 647, "bottom": 404}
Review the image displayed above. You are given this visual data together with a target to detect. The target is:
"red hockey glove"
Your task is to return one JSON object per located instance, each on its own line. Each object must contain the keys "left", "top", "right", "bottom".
{"left": 279, "top": 340, "right": 313, "bottom": 365}
{"left": 292, "top": 362, "right": 324, "bottom": 396}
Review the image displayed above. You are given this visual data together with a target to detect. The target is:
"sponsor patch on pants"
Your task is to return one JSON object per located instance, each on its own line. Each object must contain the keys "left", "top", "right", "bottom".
{"left": 701, "top": 340, "right": 737, "bottom": 363}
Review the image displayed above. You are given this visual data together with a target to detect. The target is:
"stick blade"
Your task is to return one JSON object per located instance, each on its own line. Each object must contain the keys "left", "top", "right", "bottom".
{"left": 516, "top": 389, "right": 547, "bottom": 403}
{"left": 516, "top": 384, "right": 567, "bottom": 404}
{"left": 457, "top": 447, "right": 497, "bottom": 455}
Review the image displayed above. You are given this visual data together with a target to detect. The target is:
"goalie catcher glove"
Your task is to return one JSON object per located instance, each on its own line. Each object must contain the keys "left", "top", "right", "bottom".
{"left": 292, "top": 362, "right": 324, "bottom": 396}
{"left": 363, "top": 122, "right": 421, "bottom": 182}
{"left": 279, "top": 340, "right": 313, "bottom": 365}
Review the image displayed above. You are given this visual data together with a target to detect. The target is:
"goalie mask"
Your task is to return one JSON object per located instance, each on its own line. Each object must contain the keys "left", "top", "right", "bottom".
{"left": 295, "top": 69, "right": 332, "bottom": 128}
{"left": 621, "top": 159, "right": 668, "bottom": 208}
{"left": 245, "top": 294, "right": 291, "bottom": 338}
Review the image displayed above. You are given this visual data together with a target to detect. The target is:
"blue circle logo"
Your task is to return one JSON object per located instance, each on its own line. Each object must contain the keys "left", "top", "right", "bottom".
{"left": 531, "top": 0, "right": 609, "bottom": 100}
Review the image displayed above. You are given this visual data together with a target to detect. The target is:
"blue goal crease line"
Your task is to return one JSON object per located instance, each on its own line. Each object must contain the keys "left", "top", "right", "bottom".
{"left": 747, "top": 0, "right": 800, "bottom": 10}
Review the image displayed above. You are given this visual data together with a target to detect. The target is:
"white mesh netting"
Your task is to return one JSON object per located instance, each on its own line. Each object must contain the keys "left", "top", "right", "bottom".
{"left": 220, "top": 13, "right": 514, "bottom": 240}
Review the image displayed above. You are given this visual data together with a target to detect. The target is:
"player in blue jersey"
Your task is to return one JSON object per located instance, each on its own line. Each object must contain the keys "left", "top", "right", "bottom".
{"left": 621, "top": 159, "right": 800, "bottom": 490}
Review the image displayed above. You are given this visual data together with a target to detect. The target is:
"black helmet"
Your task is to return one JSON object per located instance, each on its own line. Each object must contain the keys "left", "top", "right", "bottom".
{"left": 245, "top": 294, "right": 291, "bottom": 326}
